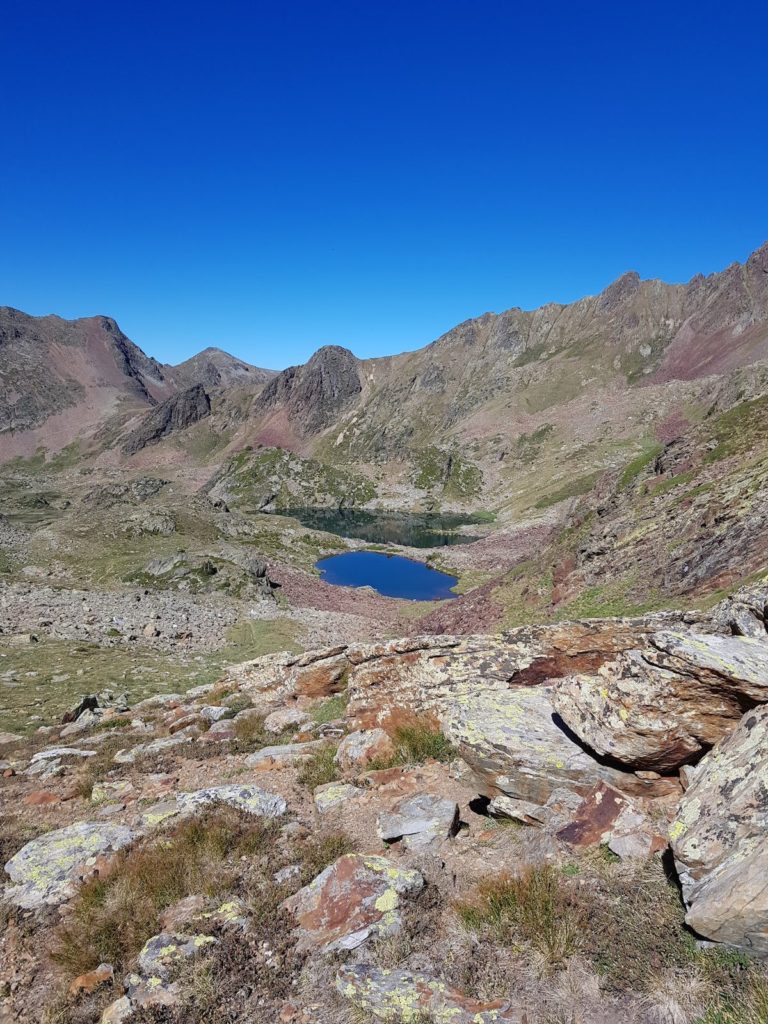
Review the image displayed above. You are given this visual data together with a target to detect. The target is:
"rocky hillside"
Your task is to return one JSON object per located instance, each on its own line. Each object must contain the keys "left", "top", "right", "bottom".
{"left": 2, "top": 581, "right": 768, "bottom": 1022}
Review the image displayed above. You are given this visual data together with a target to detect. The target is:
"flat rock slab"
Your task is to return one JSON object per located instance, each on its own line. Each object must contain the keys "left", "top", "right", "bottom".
{"left": 671, "top": 704, "right": 768, "bottom": 953}
{"left": 283, "top": 854, "right": 423, "bottom": 952}
{"left": 245, "top": 741, "right": 325, "bottom": 768}
{"left": 651, "top": 631, "right": 768, "bottom": 696}
{"left": 377, "top": 793, "right": 459, "bottom": 849}
{"left": 335, "top": 964, "right": 523, "bottom": 1022}
{"left": 314, "top": 782, "right": 363, "bottom": 813}
{"left": 4, "top": 822, "right": 134, "bottom": 909}
{"left": 140, "top": 784, "right": 286, "bottom": 828}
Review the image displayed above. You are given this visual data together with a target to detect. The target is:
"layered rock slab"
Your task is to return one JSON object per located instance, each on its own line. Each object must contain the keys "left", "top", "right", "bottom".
{"left": 671, "top": 704, "right": 768, "bottom": 953}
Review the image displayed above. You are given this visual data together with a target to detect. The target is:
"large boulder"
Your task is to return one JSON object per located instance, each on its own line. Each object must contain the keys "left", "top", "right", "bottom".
{"left": 671, "top": 704, "right": 768, "bottom": 954}
{"left": 4, "top": 822, "right": 134, "bottom": 909}
{"left": 552, "top": 632, "right": 768, "bottom": 772}
{"left": 282, "top": 854, "right": 423, "bottom": 952}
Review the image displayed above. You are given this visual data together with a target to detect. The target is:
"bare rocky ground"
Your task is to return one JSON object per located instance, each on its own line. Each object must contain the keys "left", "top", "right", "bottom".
{"left": 2, "top": 581, "right": 768, "bottom": 1023}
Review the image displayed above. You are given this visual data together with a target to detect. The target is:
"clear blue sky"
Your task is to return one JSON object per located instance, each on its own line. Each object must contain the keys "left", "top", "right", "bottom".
{"left": 2, "top": 1, "right": 766, "bottom": 369}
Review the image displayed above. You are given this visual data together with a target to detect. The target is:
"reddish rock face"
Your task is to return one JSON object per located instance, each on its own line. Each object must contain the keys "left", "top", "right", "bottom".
{"left": 335, "top": 729, "right": 395, "bottom": 770}
{"left": 282, "top": 854, "right": 423, "bottom": 952}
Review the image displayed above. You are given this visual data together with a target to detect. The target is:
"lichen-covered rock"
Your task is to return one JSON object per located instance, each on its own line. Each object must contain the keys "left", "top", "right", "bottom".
{"left": 140, "top": 784, "right": 286, "bottom": 828}
{"left": 4, "top": 822, "right": 134, "bottom": 908}
{"left": 100, "top": 996, "right": 133, "bottom": 1024}
{"left": 137, "top": 931, "right": 217, "bottom": 979}
{"left": 377, "top": 793, "right": 459, "bottom": 849}
{"left": 335, "top": 964, "right": 522, "bottom": 1022}
{"left": 282, "top": 854, "right": 423, "bottom": 952}
{"left": 335, "top": 729, "right": 394, "bottom": 770}
{"left": 313, "top": 782, "right": 363, "bottom": 813}
{"left": 553, "top": 631, "right": 768, "bottom": 772}
{"left": 671, "top": 704, "right": 768, "bottom": 953}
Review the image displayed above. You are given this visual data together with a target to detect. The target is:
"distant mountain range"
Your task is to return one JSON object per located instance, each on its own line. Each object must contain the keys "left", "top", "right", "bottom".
{"left": 2, "top": 242, "right": 768, "bottom": 503}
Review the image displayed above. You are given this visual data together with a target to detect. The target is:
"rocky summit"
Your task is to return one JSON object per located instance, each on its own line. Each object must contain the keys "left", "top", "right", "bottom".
{"left": 4, "top": 245, "right": 768, "bottom": 1022}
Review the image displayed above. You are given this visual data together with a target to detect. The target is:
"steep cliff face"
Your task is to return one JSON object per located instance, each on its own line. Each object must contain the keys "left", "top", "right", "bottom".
{"left": 122, "top": 384, "right": 212, "bottom": 455}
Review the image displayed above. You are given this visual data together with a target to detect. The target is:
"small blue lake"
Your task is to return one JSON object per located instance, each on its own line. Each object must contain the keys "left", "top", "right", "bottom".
{"left": 316, "top": 551, "right": 458, "bottom": 600}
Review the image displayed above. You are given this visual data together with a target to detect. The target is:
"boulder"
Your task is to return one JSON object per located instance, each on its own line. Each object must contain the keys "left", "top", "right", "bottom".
{"left": 377, "top": 793, "right": 459, "bottom": 849}
{"left": 556, "top": 782, "right": 666, "bottom": 860}
{"left": 141, "top": 784, "right": 286, "bottom": 828}
{"left": 553, "top": 632, "right": 768, "bottom": 772}
{"left": 335, "top": 965, "right": 522, "bottom": 1022}
{"left": 282, "top": 854, "right": 423, "bottom": 952}
{"left": 264, "top": 706, "right": 312, "bottom": 734}
{"left": 4, "top": 822, "right": 134, "bottom": 909}
{"left": 137, "top": 931, "right": 217, "bottom": 979}
{"left": 671, "top": 704, "right": 768, "bottom": 953}
{"left": 335, "top": 729, "right": 394, "bottom": 770}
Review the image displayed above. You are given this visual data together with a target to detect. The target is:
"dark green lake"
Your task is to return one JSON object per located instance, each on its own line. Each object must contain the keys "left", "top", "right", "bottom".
{"left": 279, "top": 507, "right": 483, "bottom": 547}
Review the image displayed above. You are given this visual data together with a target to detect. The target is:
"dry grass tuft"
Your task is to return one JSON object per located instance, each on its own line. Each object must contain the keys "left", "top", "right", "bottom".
{"left": 456, "top": 865, "right": 582, "bottom": 967}
{"left": 297, "top": 744, "right": 339, "bottom": 789}
{"left": 368, "top": 718, "right": 457, "bottom": 771}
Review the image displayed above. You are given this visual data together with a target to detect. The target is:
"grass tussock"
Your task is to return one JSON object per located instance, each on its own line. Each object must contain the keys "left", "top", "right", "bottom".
{"left": 229, "top": 712, "right": 294, "bottom": 753}
{"left": 456, "top": 866, "right": 582, "bottom": 967}
{"left": 50, "top": 808, "right": 278, "bottom": 976}
{"left": 368, "top": 718, "right": 457, "bottom": 771}
{"left": 297, "top": 744, "right": 339, "bottom": 789}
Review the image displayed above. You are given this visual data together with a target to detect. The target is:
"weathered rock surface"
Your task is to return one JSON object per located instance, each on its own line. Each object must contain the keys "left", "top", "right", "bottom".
{"left": 335, "top": 728, "right": 394, "bottom": 770}
{"left": 377, "top": 793, "right": 459, "bottom": 849}
{"left": 553, "top": 631, "right": 768, "bottom": 772}
{"left": 671, "top": 704, "right": 768, "bottom": 953}
{"left": 557, "top": 782, "right": 666, "bottom": 860}
{"left": 3, "top": 822, "right": 134, "bottom": 908}
{"left": 313, "top": 782, "right": 363, "bottom": 813}
{"left": 335, "top": 964, "right": 522, "bottom": 1022}
{"left": 282, "top": 854, "right": 423, "bottom": 952}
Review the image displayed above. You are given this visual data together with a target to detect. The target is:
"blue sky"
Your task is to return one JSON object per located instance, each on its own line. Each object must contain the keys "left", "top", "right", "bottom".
{"left": 2, "top": 1, "right": 766, "bottom": 369}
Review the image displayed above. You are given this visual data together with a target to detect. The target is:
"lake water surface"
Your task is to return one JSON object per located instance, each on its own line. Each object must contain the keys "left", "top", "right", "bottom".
{"left": 316, "top": 551, "right": 458, "bottom": 600}
{"left": 281, "top": 507, "right": 482, "bottom": 547}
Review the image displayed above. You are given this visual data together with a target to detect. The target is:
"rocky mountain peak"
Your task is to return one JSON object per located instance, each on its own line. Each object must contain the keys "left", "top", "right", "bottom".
{"left": 254, "top": 344, "right": 362, "bottom": 436}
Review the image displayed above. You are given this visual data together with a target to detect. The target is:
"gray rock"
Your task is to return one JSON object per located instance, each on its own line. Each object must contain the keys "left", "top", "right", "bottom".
{"left": 4, "top": 822, "right": 134, "bottom": 908}
{"left": 377, "top": 793, "right": 459, "bottom": 849}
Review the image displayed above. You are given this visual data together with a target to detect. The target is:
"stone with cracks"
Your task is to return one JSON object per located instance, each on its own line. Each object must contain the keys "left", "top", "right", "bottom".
{"left": 377, "top": 793, "right": 460, "bottom": 849}
{"left": 4, "top": 822, "right": 134, "bottom": 909}
{"left": 553, "top": 631, "right": 768, "bottom": 772}
{"left": 282, "top": 854, "right": 423, "bottom": 952}
{"left": 140, "top": 784, "right": 286, "bottom": 828}
{"left": 671, "top": 704, "right": 768, "bottom": 954}
{"left": 335, "top": 964, "right": 523, "bottom": 1022}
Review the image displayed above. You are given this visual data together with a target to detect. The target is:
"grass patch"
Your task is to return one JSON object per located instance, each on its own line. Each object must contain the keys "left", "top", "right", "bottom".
{"left": 310, "top": 692, "right": 349, "bottom": 725}
{"left": 534, "top": 470, "right": 602, "bottom": 509}
{"left": 618, "top": 443, "right": 663, "bottom": 489}
{"left": 50, "top": 808, "right": 277, "bottom": 976}
{"left": 297, "top": 744, "right": 339, "bottom": 789}
{"left": 368, "top": 719, "right": 457, "bottom": 771}
{"left": 456, "top": 866, "right": 582, "bottom": 966}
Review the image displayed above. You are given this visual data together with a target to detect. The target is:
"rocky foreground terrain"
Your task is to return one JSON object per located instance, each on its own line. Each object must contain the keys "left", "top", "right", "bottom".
{"left": 2, "top": 580, "right": 768, "bottom": 1023}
